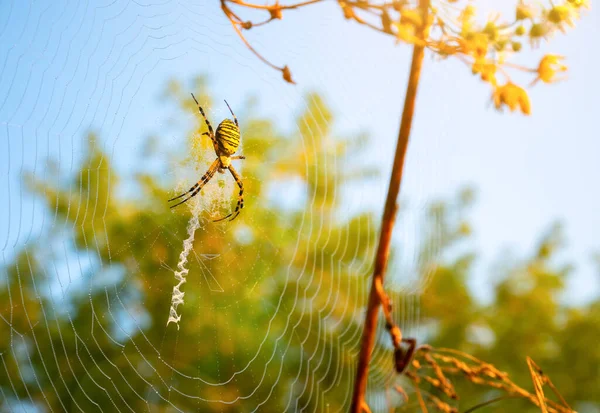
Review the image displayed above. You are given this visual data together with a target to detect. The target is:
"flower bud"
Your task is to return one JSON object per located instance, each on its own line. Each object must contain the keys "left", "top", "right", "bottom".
{"left": 548, "top": 5, "right": 570, "bottom": 24}
{"left": 516, "top": 3, "right": 535, "bottom": 20}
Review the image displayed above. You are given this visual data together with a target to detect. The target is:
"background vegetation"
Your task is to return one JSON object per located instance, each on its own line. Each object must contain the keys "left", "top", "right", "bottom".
{"left": 1, "top": 78, "right": 598, "bottom": 412}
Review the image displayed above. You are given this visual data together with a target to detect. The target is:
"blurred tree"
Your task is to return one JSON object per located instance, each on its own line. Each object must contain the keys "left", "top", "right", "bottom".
{"left": 0, "top": 79, "right": 379, "bottom": 412}
{"left": 0, "top": 80, "right": 598, "bottom": 413}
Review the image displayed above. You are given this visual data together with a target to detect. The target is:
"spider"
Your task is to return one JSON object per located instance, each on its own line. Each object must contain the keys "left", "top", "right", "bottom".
{"left": 168, "top": 93, "right": 245, "bottom": 222}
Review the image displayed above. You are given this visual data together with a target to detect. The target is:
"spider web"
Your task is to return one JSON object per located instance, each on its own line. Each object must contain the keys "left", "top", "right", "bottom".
{"left": 0, "top": 1, "right": 448, "bottom": 411}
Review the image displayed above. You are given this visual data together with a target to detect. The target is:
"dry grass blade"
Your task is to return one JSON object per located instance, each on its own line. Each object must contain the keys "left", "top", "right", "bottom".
{"left": 414, "top": 386, "right": 428, "bottom": 413}
{"left": 528, "top": 357, "right": 550, "bottom": 413}
{"left": 527, "top": 357, "right": 574, "bottom": 413}
{"left": 399, "top": 347, "right": 576, "bottom": 413}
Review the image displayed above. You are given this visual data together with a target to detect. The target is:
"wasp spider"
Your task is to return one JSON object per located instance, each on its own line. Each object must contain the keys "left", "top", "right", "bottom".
{"left": 168, "top": 93, "right": 245, "bottom": 222}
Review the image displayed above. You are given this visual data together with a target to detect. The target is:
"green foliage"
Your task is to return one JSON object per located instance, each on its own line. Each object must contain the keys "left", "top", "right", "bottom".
{"left": 1, "top": 81, "right": 598, "bottom": 412}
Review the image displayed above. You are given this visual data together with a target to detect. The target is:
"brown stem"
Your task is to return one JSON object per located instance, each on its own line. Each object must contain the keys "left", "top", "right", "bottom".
{"left": 350, "top": 1, "right": 430, "bottom": 412}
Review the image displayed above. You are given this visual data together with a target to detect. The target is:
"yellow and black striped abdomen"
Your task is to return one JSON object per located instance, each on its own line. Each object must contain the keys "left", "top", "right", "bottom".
{"left": 215, "top": 119, "right": 240, "bottom": 155}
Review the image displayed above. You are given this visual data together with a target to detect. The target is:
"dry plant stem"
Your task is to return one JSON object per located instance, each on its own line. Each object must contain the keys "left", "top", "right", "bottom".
{"left": 409, "top": 349, "right": 575, "bottom": 413}
{"left": 350, "top": 1, "right": 430, "bottom": 412}
{"left": 527, "top": 357, "right": 573, "bottom": 412}
{"left": 462, "top": 395, "right": 523, "bottom": 413}
{"left": 415, "top": 386, "right": 429, "bottom": 413}
{"left": 528, "top": 357, "right": 550, "bottom": 413}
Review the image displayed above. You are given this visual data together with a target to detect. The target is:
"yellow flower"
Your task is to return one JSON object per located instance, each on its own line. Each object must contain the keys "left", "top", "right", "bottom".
{"left": 463, "top": 32, "right": 489, "bottom": 59}
{"left": 394, "top": 8, "right": 430, "bottom": 45}
{"left": 492, "top": 82, "right": 531, "bottom": 115}
{"left": 548, "top": 5, "right": 572, "bottom": 23}
{"left": 529, "top": 23, "right": 551, "bottom": 47}
{"left": 532, "top": 54, "right": 567, "bottom": 85}
{"left": 483, "top": 21, "right": 499, "bottom": 41}
{"left": 460, "top": 5, "right": 476, "bottom": 35}
{"left": 472, "top": 59, "right": 497, "bottom": 85}
{"left": 547, "top": 4, "right": 576, "bottom": 32}
{"left": 516, "top": 2, "right": 535, "bottom": 20}
{"left": 567, "top": 0, "right": 589, "bottom": 9}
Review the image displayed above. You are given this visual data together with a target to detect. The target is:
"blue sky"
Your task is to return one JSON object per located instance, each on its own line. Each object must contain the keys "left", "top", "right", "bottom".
{"left": 0, "top": 0, "right": 598, "bottom": 303}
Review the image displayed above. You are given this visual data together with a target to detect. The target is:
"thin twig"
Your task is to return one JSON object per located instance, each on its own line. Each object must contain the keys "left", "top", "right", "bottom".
{"left": 227, "top": 0, "right": 323, "bottom": 10}
{"left": 221, "top": 0, "right": 297, "bottom": 83}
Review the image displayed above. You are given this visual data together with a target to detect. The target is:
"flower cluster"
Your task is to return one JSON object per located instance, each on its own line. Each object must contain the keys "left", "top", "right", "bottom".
{"left": 221, "top": 0, "right": 588, "bottom": 114}
{"left": 425, "top": 0, "right": 587, "bottom": 114}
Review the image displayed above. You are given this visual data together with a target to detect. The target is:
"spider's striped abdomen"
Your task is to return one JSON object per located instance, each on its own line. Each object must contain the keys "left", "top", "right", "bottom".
{"left": 215, "top": 119, "right": 240, "bottom": 155}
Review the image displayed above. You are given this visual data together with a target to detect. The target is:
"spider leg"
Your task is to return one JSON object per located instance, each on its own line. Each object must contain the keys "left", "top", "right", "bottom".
{"left": 169, "top": 159, "right": 220, "bottom": 208}
{"left": 191, "top": 93, "right": 219, "bottom": 154}
{"left": 223, "top": 99, "right": 238, "bottom": 128}
{"left": 230, "top": 155, "right": 245, "bottom": 160}
{"left": 213, "top": 165, "right": 244, "bottom": 222}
